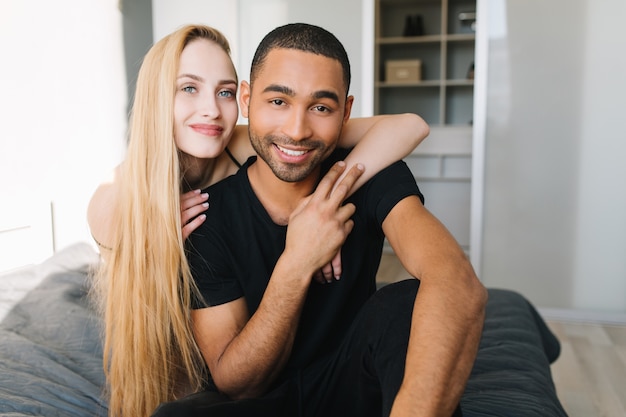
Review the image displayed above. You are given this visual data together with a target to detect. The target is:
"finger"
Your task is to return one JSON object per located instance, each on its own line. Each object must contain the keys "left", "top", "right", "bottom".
{"left": 180, "top": 193, "right": 209, "bottom": 211}
{"left": 181, "top": 201, "right": 209, "bottom": 225}
{"left": 342, "top": 219, "right": 355, "bottom": 236}
{"left": 329, "top": 164, "right": 364, "bottom": 204}
{"left": 182, "top": 214, "right": 206, "bottom": 241}
{"left": 335, "top": 203, "right": 356, "bottom": 223}
{"left": 311, "top": 161, "right": 347, "bottom": 201}
{"left": 331, "top": 250, "right": 342, "bottom": 280}
{"left": 181, "top": 189, "right": 201, "bottom": 206}
{"left": 181, "top": 192, "right": 208, "bottom": 211}
{"left": 321, "top": 262, "right": 334, "bottom": 283}
{"left": 182, "top": 191, "right": 208, "bottom": 211}
{"left": 313, "top": 270, "right": 326, "bottom": 285}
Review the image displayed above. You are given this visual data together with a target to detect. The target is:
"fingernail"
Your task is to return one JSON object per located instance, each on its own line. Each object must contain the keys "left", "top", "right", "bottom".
{"left": 335, "top": 275, "right": 341, "bottom": 280}
{"left": 337, "top": 161, "right": 346, "bottom": 167}
{"left": 202, "top": 202, "right": 209, "bottom": 208}
{"left": 194, "top": 189, "right": 201, "bottom": 194}
{"left": 356, "top": 163, "right": 364, "bottom": 171}
{"left": 201, "top": 193, "right": 209, "bottom": 198}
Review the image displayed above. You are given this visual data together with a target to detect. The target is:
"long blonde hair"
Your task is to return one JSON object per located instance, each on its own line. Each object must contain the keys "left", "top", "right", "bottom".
{"left": 95, "top": 24, "right": 232, "bottom": 417}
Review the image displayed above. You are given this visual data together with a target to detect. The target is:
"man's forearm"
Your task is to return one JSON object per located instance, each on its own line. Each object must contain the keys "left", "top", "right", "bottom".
{"left": 211, "top": 256, "right": 311, "bottom": 399}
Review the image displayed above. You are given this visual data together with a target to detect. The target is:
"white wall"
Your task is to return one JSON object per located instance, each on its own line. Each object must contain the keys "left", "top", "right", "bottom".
{"left": 475, "top": 0, "right": 626, "bottom": 316}
{"left": 572, "top": 0, "right": 626, "bottom": 312}
{"left": 152, "top": 0, "right": 240, "bottom": 48}
{"left": 0, "top": 0, "right": 366, "bottom": 266}
{"left": 152, "top": 0, "right": 367, "bottom": 118}
{"left": 0, "top": 0, "right": 128, "bottom": 255}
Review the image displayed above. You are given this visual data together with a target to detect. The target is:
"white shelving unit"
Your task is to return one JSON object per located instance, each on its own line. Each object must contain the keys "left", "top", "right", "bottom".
{"left": 375, "top": 0, "right": 477, "bottom": 254}
{"left": 375, "top": 0, "right": 476, "bottom": 126}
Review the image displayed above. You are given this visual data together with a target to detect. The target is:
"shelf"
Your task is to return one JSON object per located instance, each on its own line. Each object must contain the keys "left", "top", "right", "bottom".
{"left": 377, "top": 34, "right": 474, "bottom": 45}
{"left": 377, "top": 35, "right": 442, "bottom": 44}
{"left": 377, "top": 79, "right": 472, "bottom": 87}
{"left": 445, "top": 33, "right": 475, "bottom": 42}
{"left": 376, "top": 80, "right": 442, "bottom": 88}
{"left": 444, "top": 79, "right": 474, "bottom": 86}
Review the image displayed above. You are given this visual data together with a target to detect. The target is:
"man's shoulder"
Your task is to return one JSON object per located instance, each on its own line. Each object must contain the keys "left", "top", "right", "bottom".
{"left": 350, "top": 159, "right": 424, "bottom": 219}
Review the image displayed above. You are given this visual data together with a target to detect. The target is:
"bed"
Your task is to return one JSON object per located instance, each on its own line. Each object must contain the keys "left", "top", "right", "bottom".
{"left": 0, "top": 243, "right": 568, "bottom": 416}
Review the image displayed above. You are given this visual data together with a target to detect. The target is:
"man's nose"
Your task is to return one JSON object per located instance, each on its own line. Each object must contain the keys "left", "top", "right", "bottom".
{"left": 281, "top": 109, "right": 312, "bottom": 141}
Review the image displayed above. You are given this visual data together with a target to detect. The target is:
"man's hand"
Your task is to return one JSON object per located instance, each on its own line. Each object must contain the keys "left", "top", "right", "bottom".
{"left": 286, "top": 162, "right": 364, "bottom": 278}
{"left": 181, "top": 189, "right": 209, "bottom": 240}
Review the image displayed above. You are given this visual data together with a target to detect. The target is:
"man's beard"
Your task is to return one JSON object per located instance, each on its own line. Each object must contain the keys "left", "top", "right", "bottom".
{"left": 249, "top": 131, "right": 334, "bottom": 183}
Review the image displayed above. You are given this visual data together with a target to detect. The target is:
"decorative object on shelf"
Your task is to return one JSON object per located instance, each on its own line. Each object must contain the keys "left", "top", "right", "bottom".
{"left": 459, "top": 11, "right": 477, "bottom": 31}
{"left": 467, "top": 62, "right": 475, "bottom": 80}
{"left": 402, "top": 14, "right": 424, "bottom": 37}
{"left": 385, "top": 59, "right": 422, "bottom": 83}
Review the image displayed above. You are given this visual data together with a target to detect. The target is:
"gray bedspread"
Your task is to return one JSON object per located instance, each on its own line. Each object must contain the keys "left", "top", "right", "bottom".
{"left": 0, "top": 245, "right": 106, "bottom": 417}
{"left": 0, "top": 245, "right": 567, "bottom": 416}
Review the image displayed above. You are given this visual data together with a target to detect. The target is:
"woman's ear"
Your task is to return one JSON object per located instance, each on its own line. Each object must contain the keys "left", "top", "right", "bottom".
{"left": 239, "top": 81, "right": 251, "bottom": 118}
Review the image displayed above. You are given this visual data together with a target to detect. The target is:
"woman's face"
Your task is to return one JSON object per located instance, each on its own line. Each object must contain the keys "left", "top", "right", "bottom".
{"left": 174, "top": 39, "right": 239, "bottom": 159}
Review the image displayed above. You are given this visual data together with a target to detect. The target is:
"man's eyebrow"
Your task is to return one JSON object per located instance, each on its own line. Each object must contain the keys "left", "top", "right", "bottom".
{"left": 263, "top": 84, "right": 294, "bottom": 96}
{"left": 263, "top": 84, "right": 339, "bottom": 104}
{"left": 312, "top": 90, "right": 339, "bottom": 104}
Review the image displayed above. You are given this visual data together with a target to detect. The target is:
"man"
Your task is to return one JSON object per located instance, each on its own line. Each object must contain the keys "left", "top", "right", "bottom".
{"left": 156, "top": 23, "right": 487, "bottom": 417}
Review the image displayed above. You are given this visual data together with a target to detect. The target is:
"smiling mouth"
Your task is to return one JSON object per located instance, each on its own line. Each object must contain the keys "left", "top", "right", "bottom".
{"left": 276, "top": 144, "right": 309, "bottom": 157}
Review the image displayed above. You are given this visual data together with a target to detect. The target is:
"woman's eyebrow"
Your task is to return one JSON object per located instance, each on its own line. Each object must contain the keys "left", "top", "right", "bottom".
{"left": 177, "top": 73, "right": 204, "bottom": 82}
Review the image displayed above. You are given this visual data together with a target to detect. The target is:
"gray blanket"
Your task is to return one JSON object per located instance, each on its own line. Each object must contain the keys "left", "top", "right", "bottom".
{"left": 0, "top": 262, "right": 106, "bottom": 417}
{"left": 0, "top": 245, "right": 567, "bottom": 416}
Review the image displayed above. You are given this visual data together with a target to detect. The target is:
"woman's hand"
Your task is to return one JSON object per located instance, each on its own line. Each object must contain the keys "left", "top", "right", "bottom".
{"left": 313, "top": 251, "right": 343, "bottom": 284}
{"left": 181, "top": 189, "right": 209, "bottom": 240}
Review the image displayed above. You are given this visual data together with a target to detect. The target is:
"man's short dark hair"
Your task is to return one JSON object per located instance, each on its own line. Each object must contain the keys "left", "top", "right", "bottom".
{"left": 250, "top": 23, "right": 351, "bottom": 95}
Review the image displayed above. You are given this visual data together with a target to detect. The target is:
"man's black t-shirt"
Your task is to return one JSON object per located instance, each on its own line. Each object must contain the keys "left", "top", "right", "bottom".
{"left": 186, "top": 149, "right": 423, "bottom": 384}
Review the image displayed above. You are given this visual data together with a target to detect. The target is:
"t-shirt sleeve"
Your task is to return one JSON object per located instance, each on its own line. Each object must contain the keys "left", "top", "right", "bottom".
{"left": 364, "top": 160, "right": 424, "bottom": 225}
{"left": 186, "top": 223, "right": 243, "bottom": 309}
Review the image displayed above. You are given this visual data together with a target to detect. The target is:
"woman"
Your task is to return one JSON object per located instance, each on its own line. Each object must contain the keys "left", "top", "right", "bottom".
{"left": 88, "top": 24, "right": 428, "bottom": 417}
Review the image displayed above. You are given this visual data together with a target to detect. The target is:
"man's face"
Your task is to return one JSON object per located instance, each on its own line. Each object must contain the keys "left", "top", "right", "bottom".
{"left": 240, "top": 48, "right": 353, "bottom": 182}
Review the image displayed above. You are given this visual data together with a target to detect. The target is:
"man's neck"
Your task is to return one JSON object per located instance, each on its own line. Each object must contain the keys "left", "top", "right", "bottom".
{"left": 248, "top": 159, "right": 320, "bottom": 226}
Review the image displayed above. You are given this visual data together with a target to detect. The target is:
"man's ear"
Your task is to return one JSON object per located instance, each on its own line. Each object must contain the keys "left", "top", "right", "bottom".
{"left": 239, "top": 80, "right": 251, "bottom": 118}
{"left": 342, "top": 95, "right": 354, "bottom": 125}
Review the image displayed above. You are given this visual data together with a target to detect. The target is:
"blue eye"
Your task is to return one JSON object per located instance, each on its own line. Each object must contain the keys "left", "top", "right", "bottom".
{"left": 218, "top": 90, "right": 235, "bottom": 98}
{"left": 182, "top": 86, "right": 196, "bottom": 93}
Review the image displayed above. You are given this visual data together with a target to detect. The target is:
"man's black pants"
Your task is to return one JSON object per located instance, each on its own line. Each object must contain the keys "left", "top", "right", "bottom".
{"left": 152, "top": 279, "right": 463, "bottom": 417}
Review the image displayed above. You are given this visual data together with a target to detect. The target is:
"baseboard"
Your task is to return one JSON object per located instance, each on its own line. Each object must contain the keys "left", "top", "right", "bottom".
{"left": 539, "top": 307, "right": 626, "bottom": 326}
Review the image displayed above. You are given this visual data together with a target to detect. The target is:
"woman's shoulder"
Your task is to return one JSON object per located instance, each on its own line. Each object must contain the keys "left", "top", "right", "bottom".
{"left": 87, "top": 166, "right": 122, "bottom": 250}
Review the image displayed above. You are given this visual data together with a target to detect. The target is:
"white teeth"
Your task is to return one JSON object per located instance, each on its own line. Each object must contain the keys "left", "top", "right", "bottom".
{"left": 277, "top": 145, "right": 306, "bottom": 156}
